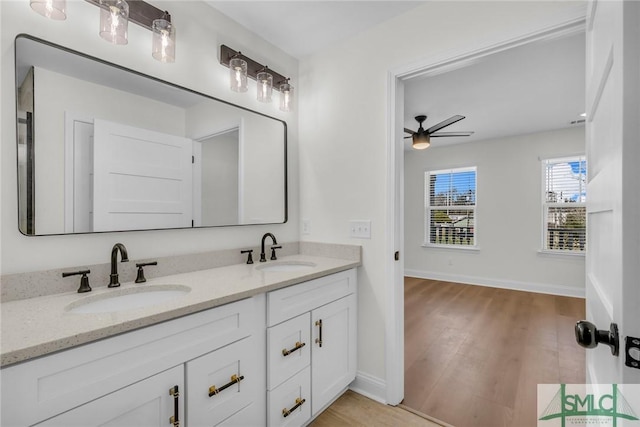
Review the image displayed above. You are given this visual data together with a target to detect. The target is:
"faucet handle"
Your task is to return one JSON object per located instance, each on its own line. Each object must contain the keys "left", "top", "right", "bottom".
{"left": 241, "top": 250, "right": 254, "bottom": 264}
{"left": 270, "top": 246, "right": 282, "bottom": 261}
{"left": 62, "top": 269, "right": 92, "bottom": 293}
{"left": 135, "top": 261, "right": 157, "bottom": 283}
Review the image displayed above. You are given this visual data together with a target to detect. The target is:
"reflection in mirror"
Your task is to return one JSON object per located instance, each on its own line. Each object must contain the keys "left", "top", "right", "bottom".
{"left": 15, "top": 35, "right": 287, "bottom": 236}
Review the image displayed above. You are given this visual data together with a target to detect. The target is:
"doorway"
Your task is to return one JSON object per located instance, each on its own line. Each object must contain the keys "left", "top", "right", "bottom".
{"left": 384, "top": 18, "right": 587, "bottom": 408}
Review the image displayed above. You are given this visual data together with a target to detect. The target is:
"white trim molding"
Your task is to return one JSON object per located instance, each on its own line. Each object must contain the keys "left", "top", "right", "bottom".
{"left": 349, "top": 371, "right": 387, "bottom": 405}
{"left": 405, "top": 269, "right": 585, "bottom": 298}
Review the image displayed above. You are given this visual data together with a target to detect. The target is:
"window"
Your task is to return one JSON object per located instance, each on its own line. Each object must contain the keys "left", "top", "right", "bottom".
{"left": 424, "top": 167, "right": 476, "bottom": 247}
{"left": 543, "top": 156, "right": 586, "bottom": 252}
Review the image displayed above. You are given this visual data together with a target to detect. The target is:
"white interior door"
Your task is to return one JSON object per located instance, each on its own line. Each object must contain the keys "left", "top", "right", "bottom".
{"left": 93, "top": 119, "right": 193, "bottom": 232}
{"left": 584, "top": 0, "right": 640, "bottom": 385}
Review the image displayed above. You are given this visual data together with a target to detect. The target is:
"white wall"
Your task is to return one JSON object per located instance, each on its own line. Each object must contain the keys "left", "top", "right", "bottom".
{"left": 1, "top": 0, "right": 298, "bottom": 274}
{"left": 404, "top": 127, "right": 585, "bottom": 294}
{"left": 298, "top": 1, "right": 586, "bottom": 384}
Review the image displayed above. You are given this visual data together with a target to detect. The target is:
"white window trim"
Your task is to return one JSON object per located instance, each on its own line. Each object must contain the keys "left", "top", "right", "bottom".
{"left": 424, "top": 166, "right": 478, "bottom": 249}
{"left": 541, "top": 155, "right": 586, "bottom": 254}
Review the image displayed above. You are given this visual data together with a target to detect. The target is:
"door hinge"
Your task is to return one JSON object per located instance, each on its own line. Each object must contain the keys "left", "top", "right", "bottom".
{"left": 191, "top": 220, "right": 194, "bottom": 227}
{"left": 192, "top": 155, "right": 195, "bottom": 164}
{"left": 394, "top": 251, "right": 400, "bottom": 261}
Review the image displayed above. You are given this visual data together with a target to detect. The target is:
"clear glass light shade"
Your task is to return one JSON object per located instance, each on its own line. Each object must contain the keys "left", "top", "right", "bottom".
{"left": 99, "top": 0, "right": 129, "bottom": 45}
{"left": 279, "top": 81, "right": 294, "bottom": 112}
{"left": 229, "top": 57, "right": 248, "bottom": 92}
{"left": 412, "top": 133, "right": 430, "bottom": 149}
{"left": 30, "top": 0, "right": 66, "bottom": 20}
{"left": 257, "top": 71, "right": 273, "bottom": 103}
{"left": 152, "top": 18, "right": 176, "bottom": 63}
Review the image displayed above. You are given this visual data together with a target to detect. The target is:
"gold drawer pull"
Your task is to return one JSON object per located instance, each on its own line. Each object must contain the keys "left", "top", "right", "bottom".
{"left": 208, "top": 374, "right": 244, "bottom": 397}
{"left": 169, "top": 385, "right": 180, "bottom": 427}
{"left": 282, "top": 397, "right": 306, "bottom": 418}
{"left": 315, "top": 319, "right": 323, "bottom": 347}
{"left": 282, "top": 341, "right": 306, "bottom": 356}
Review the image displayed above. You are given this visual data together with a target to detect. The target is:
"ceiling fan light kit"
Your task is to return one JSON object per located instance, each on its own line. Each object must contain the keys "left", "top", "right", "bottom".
{"left": 405, "top": 114, "right": 474, "bottom": 150}
{"left": 413, "top": 133, "right": 430, "bottom": 149}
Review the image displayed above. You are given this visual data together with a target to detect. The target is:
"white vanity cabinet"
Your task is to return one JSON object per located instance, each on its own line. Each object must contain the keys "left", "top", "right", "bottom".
{"left": 1, "top": 295, "right": 265, "bottom": 427}
{"left": 1, "top": 267, "right": 358, "bottom": 427}
{"left": 266, "top": 269, "right": 357, "bottom": 426}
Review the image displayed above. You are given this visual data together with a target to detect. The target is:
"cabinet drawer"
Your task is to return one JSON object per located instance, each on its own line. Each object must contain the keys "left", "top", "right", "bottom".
{"left": 186, "top": 336, "right": 262, "bottom": 427}
{"left": 1, "top": 296, "right": 259, "bottom": 427}
{"left": 267, "top": 269, "right": 356, "bottom": 326}
{"left": 268, "top": 366, "right": 311, "bottom": 427}
{"left": 267, "top": 313, "right": 310, "bottom": 390}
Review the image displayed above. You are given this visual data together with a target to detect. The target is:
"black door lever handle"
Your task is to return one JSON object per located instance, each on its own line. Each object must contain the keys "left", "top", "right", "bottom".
{"left": 575, "top": 320, "right": 619, "bottom": 356}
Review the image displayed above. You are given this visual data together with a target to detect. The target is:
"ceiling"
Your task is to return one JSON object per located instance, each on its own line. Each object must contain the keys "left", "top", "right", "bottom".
{"left": 205, "top": 1, "right": 426, "bottom": 58}
{"left": 403, "top": 32, "right": 586, "bottom": 150}
{"left": 205, "top": 2, "right": 585, "bottom": 151}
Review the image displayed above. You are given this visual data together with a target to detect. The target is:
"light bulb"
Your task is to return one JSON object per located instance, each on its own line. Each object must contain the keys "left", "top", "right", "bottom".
{"left": 99, "top": 0, "right": 129, "bottom": 45}
{"left": 279, "top": 80, "right": 293, "bottom": 112}
{"left": 229, "top": 57, "right": 248, "bottom": 92}
{"left": 257, "top": 70, "right": 273, "bottom": 103}
{"left": 152, "top": 15, "right": 176, "bottom": 63}
{"left": 30, "top": 0, "right": 66, "bottom": 20}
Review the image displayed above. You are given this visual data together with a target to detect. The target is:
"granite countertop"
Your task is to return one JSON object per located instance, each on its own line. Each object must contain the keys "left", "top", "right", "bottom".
{"left": 0, "top": 254, "right": 359, "bottom": 367}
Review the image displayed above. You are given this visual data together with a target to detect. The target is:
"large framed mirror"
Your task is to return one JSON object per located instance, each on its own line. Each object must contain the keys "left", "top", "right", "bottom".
{"left": 15, "top": 34, "right": 287, "bottom": 236}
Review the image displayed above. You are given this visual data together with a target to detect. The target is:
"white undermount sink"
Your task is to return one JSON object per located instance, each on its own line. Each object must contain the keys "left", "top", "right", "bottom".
{"left": 65, "top": 284, "right": 191, "bottom": 314}
{"left": 255, "top": 261, "right": 317, "bottom": 272}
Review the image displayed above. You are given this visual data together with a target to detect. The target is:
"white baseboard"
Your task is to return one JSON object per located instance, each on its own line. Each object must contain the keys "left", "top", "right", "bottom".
{"left": 349, "top": 371, "right": 387, "bottom": 404}
{"left": 404, "top": 269, "right": 585, "bottom": 298}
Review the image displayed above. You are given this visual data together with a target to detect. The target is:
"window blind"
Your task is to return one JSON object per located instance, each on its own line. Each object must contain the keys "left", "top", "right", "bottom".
{"left": 543, "top": 156, "right": 586, "bottom": 252}
{"left": 424, "top": 167, "right": 476, "bottom": 247}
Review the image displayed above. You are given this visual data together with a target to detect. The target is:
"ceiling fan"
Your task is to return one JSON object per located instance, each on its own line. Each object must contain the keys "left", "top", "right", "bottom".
{"left": 404, "top": 115, "right": 474, "bottom": 149}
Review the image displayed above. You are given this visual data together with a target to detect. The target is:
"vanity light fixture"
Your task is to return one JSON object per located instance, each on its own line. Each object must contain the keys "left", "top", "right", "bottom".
{"left": 220, "top": 45, "right": 293, "bottom": 111}
{"left": 99, "top": 0, "right": 129, "bottom": 45}
{"left": 30, "top": 0, "right": 67, "bottom": 20}
{"left": 32, "top": 0, "right": 178, "bottom": 62}
{"left": 257, "top": 67, "right": 273, "bottom": 103}
{"left": 229, "top": 54, "right": 248, "bottom": 92}
{"left": 152, "top": 12, "right": 175, "bottom": 63}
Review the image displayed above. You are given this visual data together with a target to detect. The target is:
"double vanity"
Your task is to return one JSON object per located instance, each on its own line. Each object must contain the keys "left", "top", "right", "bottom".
{"left": 5, "top": 31, "right": 359, "bottom": 427}
{"left": 0, "top": 245, "right": 360, "bottom": 426}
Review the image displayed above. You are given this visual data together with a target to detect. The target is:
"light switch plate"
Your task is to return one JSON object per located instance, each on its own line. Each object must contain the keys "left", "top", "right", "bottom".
{"left": 302, "top": 219, "right": 311, "bottom": 235}
{"left": 349, "top": 220, "right": 371, "bottom": 239}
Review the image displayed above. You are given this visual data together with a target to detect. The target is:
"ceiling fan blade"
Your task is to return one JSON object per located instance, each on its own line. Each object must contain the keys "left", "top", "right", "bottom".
{"left": 430, "top": 131, "right": 475, "bottom": 137}
{"left": 404, "top": 128, "right": 416, "bottom": 134}
{"left": 426, "top": 115, "right": 465, "bottom": 134}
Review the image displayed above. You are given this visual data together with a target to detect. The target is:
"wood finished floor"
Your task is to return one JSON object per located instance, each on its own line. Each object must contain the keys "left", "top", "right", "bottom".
{"left": 403, "top": 278, "right": 586, "bottom": 427}
{"left": 311, "top": 390, "right": 444, "bottom": 427}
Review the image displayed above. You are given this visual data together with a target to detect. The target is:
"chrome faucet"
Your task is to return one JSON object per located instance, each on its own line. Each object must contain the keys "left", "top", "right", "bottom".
{"left": 108, "top": 243, "right": 129, "bottom": 287}
{"left": 260, "top": 233, "right": 277, "bottom": 262}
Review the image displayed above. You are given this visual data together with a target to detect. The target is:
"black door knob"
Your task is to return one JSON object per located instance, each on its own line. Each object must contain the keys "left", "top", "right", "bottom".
{"left": 575, "top": 321, "right": 619, "bottom": 356}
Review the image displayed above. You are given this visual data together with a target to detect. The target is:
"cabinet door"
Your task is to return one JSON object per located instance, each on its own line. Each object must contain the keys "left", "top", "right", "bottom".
{"left": 35, "top": 365, "right": 183, "bottom": 427}
{"left": 311, "top": 294, "right": 357, "bottom": 415}
{"left": 186, "top": 336, "right": 263, "bottom": 426}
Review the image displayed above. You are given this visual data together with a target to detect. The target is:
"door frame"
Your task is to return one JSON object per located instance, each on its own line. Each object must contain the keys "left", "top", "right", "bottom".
{"left": 384, "top": 17, "right": 587, "bottom": 405}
